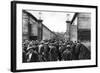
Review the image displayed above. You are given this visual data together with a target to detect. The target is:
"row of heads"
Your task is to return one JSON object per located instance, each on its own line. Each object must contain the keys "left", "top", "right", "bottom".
{"left": 22, "top": 39, "right": 81, "bottom": 47}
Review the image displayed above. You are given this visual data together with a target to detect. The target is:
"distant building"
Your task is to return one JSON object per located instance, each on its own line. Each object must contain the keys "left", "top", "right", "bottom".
{"left": 22, "top": 10, "right": 56, "bottom": 41}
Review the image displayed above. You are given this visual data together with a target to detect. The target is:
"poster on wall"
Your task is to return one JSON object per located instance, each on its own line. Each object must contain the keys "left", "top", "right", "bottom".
{"left": 11, "top": 1, "right": 98, "bottom": 72}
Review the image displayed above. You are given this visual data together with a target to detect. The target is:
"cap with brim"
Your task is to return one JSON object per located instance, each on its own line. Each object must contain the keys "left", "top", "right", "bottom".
{"left": 40, "top": 41, "right": 44, "bottom": 44}
{"left": 45, "top": 42, "right": 49, "bottom": 44}
{"left": 67, "top": 45, "right": 70, "bottom": 47}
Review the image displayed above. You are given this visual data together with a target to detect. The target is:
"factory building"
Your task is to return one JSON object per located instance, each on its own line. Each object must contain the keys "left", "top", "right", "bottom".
{"left": 77, "top": 13, "right": 91, "bottom": 42}
{"left": 22, "top": 10, "right": 56, "bottom": 41}
{"left": 64, "top": 13, "right": 91, "bottom": 49}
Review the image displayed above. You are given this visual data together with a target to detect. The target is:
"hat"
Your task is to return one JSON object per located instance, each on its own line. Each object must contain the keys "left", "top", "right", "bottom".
{"left": 49, "top": 43, "right": 55, "bottom": 46}
{"left": 44, "top": 42, "right": 49, "bottom": 45}
{"left": 40, "top": 40, "right": 44, "bottom": 44}
{"left": 67, "top": 45, "right": 70, "bottom": 47}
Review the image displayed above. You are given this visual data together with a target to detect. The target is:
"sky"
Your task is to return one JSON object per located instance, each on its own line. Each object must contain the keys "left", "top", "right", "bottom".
{"left": 27, "top": 10, "right": 75, "bottom": 33}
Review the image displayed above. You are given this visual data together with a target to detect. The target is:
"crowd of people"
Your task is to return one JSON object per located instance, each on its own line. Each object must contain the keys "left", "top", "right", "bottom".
{"left": 22, "top": 39, "right": 91, "bottom": 63}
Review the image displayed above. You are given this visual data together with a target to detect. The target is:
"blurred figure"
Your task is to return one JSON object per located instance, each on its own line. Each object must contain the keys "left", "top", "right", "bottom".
{"left": 78, "top": 43, "right": 91, "bottom": 59}
{"left": 38, "top": 41, "right": 45, "bottom": 62}
{"left": 49, "top": 43, "right": 58, "bottom": 61}
{"left": 74, "top": 41, "right": 81, "bottom": 60}
{"left": 54, "top": 41, "right": 61, "bottom": 61}
{"left": 62, "top": 44, "right": 72, "bottom": 61}
{"left": 43, "top": 42, "right": 50, "bottom": 61}
{"left": 26, "top": 41, "right": 39, "bottom": 62}
{"left": 27, "top": 48, "right": 39, "bottom": 62}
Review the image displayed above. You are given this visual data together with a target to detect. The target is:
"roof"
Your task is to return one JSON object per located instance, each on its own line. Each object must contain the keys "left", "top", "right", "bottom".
{"left": 42, "top": 23, "right": 57, "bottom": 36}
{"left": 70, "top": 13, "right": 79, "bottom": 24}
{"left": 23, "top": 10, "right": 38, "bottom": 22}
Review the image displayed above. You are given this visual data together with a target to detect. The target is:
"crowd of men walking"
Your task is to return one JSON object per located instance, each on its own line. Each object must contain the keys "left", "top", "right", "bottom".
{"left": 22, "top": 39, "right": 91, "bottom": 63}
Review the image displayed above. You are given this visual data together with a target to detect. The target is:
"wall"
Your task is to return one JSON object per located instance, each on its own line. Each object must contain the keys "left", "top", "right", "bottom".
{"left": 77, "top": 13, "right": 91, "bottom": 49}
{"left": 70, "top": 16, "right": 78, "bottom": 42}
{"left": 43, "top": 26, "right": 51, "bottom": 40}
{"left": 22, "top": 11, "right": 38, "bottom": 40}
{"left": 30, "top": 17, "right": 38, "bottom": 36}
{"left": 70, "top": 25, "right": 77, "bottom": 42}
{"left": 77, "top": 13, "right": 91, "bottom": 41}
{"left": 78, "top": 13, "right": 91, "bottom": 29}
{"left": 42, "top": 25, "right": 56, "bottom": 40}
{"left": 0, "top": 0, "right": 100, "bottom": 73}
{"left": 22, "top": 12, "right": 29, "bottom": 40}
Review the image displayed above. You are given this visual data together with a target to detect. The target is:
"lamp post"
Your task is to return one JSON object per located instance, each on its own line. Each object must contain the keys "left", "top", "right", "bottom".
{"left": 38, "top": 12, "right": 43, "bottom": 41}
{"left": 66, "top": 14, "right": 71, "bottom": 41}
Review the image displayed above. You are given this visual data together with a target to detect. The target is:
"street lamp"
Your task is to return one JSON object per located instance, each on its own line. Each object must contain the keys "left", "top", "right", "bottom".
{"left": 38, "top": 11, "right": 43, "bottom": 41}
{"left": 39, "top": 11, "right": 42, "bottom": 20}
{"left": 67, "top": 14, "right": 70, "bottom": 21}
{"left": 66, "top": 14, "right": 71, "bottom": 41}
